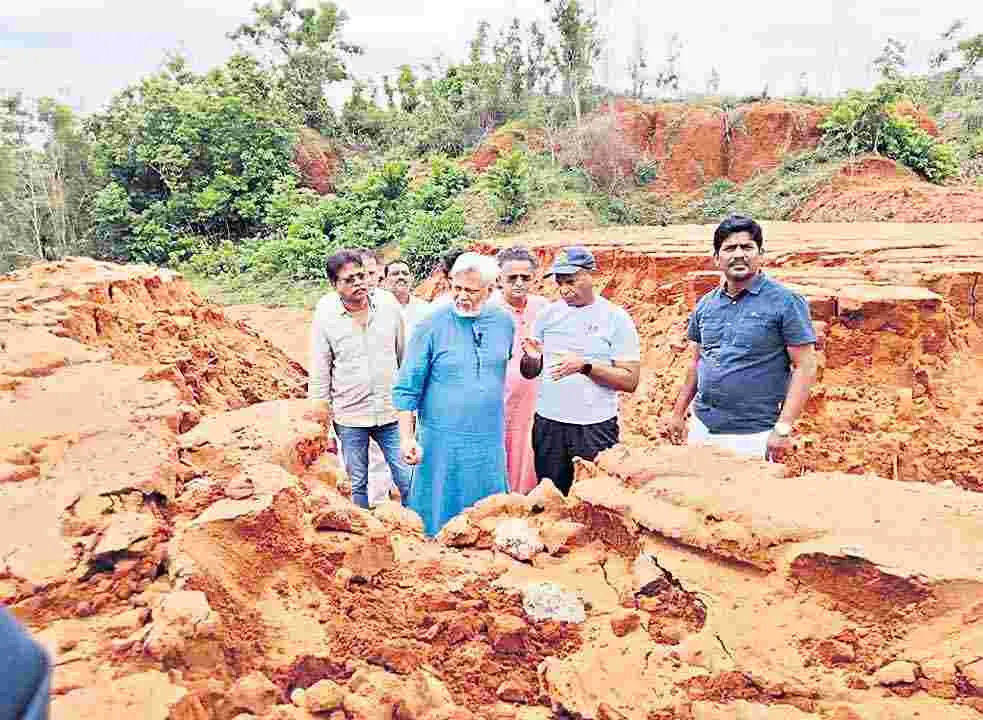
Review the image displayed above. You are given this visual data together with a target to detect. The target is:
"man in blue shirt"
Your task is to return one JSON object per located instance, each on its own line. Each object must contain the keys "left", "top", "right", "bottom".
{"left": 668, "top": 215, "right": 818, "bottom": 461}
{"left": 519, "top": 246, "right": 641, "bottom": 495}
{"left": 1, "top": 606, "right": 50, "bottom": 720}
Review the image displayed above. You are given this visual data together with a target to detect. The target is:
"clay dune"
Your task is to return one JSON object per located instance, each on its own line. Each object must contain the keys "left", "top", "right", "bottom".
{"left": 3, "top": 224, "right": 983, "bottom": 719}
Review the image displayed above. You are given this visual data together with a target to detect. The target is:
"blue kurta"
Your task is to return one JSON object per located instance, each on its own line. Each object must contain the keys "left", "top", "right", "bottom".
{"left": 392, "top": 302, "right": 515, "bottom": 536}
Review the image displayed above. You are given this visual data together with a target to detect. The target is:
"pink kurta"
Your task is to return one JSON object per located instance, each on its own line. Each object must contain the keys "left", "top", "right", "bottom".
{"left": 502, "top": 294, "right": 548, "bottom": 494}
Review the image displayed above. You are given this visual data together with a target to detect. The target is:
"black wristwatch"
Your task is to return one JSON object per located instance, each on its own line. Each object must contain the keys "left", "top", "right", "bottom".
{"left": 580, "top": 362, "right": 593, "bottom": 376}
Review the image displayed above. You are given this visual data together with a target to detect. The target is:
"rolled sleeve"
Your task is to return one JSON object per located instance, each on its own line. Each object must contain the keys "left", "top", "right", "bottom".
{"left": 780, "top": 294, "right": 817, "bottom": 346}
{"left": 687, "top": 308, "right": 701, "bottom": 343}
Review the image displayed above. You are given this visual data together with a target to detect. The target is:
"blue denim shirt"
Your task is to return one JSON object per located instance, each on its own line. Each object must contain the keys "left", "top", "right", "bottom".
{"left": 687, "top": 273, "right": 816, "bottom": 434}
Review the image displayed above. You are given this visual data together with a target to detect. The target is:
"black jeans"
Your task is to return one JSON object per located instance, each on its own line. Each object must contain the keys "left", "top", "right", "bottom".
{"left": 532, "top": 414, "right": 619, "bottom": 495}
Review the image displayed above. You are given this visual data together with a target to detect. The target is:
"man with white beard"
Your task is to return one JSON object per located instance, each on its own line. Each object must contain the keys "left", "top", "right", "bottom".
{"left": 393, "top": 253, "right": 515, "bottom": 536}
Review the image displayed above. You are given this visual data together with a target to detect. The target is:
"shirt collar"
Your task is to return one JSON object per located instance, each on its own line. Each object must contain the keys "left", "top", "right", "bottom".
{"left": 718, "top": 271, "right": 767, "bottom": 299}
{"left": 333, "top": 293, "right": 375, "bottom": 317}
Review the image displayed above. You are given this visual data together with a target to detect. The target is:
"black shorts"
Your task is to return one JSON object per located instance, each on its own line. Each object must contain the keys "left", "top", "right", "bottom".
{"left": 532, "top": 414, "right": 619, "bottom": 495}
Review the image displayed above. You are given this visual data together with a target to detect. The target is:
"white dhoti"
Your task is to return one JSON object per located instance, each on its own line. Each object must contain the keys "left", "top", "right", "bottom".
{"left": 688, "top": 414, "right": 771, "bottom": 460}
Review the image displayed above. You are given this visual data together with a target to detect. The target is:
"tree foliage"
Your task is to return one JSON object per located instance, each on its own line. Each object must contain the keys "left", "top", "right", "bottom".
{"left": 228, "top": 0, "right": 362, "bottom": 131}
{"left": 88, "top": 54, "right": 299, "bottom": 263}
{"left": 0, "top": 94, "right": 98, "bottom": 271}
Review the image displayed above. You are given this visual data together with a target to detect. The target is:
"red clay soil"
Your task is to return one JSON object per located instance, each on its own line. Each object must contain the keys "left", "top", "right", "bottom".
{"left": 793, "top": 156, "right": 983, "bottom": 222}
{"left": 5, "top": 246, "right": 983, "bottom": 720}
{"left": 294, "top": 128, "right": 342, "bottom": 195}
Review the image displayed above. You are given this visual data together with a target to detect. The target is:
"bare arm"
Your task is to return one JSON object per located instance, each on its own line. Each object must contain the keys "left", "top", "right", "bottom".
{"left": 586, "top": 360, "right": 641, "bottom": 393}
{"left": 778, "top": 344, "right": 818, "bottom": 426}
{"left": 397, "top": 409, "right": 416, "bottom": 445}
{"left": 670, "top": 342, "right": 701, "bottom": 420}
{"left": 395, "top": 314, "right": 405, "bottom": 368}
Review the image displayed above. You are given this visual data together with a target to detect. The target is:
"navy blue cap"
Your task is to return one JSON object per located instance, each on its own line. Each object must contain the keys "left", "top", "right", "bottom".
{"left": 546, "top": 246, "right": 597, "bottom": 276}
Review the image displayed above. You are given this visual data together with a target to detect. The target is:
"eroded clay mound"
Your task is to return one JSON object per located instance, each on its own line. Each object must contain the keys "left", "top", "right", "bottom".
{"left": 4, "top": 255, "right": 983, "bottom": 720}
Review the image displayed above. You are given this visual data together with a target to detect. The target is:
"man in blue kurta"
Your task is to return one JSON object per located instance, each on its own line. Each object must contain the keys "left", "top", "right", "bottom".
{"left": 393, "top": 252, "right": 515, "bottom": 536}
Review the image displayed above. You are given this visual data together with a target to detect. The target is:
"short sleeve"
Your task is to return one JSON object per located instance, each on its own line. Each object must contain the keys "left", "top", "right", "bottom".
{"left": 611, "top": 307, "right": 642, "bottom": 362}
{"left": 780, "top": 293, "right": 817, "bottom": 346}
{"left": 686, "top": 309, "right": 701, "bottom": 344}
{"left": 533, "top": 307, "right": 547, "bottom": 343}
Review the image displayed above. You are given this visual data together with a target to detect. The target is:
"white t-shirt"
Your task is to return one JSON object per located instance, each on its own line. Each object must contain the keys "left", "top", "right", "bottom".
{"left": 533, "top": 296, "right": 641, "bottom": 425}
{"left": 399, "top": 296, "right": 432, "bottom": 339}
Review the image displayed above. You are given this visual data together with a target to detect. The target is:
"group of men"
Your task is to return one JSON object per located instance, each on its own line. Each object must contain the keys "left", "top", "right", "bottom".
{"left": 308, "top": 214, "right": 818, "bottom": 536}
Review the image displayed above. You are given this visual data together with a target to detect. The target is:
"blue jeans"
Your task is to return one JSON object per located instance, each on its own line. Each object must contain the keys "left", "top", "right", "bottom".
{"left": 334, "top": 421, "right": 412, "bottom": 509}
{"left": 0, "top": 606, "right": 50, "bottom": 720}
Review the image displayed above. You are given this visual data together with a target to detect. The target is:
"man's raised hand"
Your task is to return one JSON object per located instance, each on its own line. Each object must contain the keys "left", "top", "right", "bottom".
{"left": 520, "top": 336, "right": 543, "bottom": 360}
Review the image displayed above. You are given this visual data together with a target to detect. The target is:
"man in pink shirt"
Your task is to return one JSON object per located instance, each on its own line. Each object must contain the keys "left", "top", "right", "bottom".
{"left": 496, "top": 246, "right": 549, "bottom": 494}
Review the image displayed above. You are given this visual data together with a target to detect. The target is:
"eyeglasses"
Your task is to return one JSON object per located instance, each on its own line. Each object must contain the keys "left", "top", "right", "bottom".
{"left": 338, "top": 272, "right": 366, "bottom": 286}
{"left": 504, "top": 274, "right": 533, "bottom": 283}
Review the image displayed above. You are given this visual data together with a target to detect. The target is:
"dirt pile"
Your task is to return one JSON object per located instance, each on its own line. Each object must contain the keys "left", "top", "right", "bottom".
{"left": 793, "top": 156, "right": 983, "bottom": 222}
{"left": 295, "top": 128, "right": 342, "bottom": 195}
{"left": 4, "top": 248, "right": 983, "bottom": 719}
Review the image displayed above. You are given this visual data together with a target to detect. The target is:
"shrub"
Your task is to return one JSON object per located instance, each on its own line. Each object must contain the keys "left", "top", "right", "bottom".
{"left": 249, "top": 233, "right": 335, "bottom": 281}
{"left": 181, "top": 238, "right": 249, "bottom": 276}
{"left": 482, "top": 150, "right": 530, "bottom": 224}
{"left": 819, "top": 85, "right": 959, "bottom": 183}
{"left": 697, "top": 178, "right": 738, "bottom": 219}
{"left": 413, "top": 156, "right": 473, "bottom": 213}
{"left": 589, "top": 195, "right": 640, "bottom": 225}
{"left": 399, "top": 205, "right": 467, "bottom": 279}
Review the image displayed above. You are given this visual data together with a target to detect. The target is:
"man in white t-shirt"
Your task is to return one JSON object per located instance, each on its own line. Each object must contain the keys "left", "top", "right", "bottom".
{"left": 519, "top": 246, "right": 642, "bottom": 495}
{"left": 384, "top": 260, "right": 431, "bottom": 339}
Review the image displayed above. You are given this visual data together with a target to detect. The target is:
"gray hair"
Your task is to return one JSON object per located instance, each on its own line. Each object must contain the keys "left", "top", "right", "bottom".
{"left": 450, "top": 252, "right": 500, "bottom": 287}
{"left": 496, "top": 245, "right": 539, "bottom": 270}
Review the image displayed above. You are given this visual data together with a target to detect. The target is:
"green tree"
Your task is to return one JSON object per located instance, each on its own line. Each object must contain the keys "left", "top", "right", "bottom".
{"left": 873, "top": 38, "right": 908, "bottom": 81}
{"left": 88, "top": 54, "right": 298, "bottom": 263}
{"left": 0, "top": 94, "right": 98, "bottom": 270}
{"left": 228, "top": 0, "right": 362, "bottom": 131}
{"left": 546, "top": 0, "right": 601, "bottom": 126}
{"left": 931, "top": 21, "right": 983, "bottom": 97}
{"left": 397, "top": 65, "right": 421, "bottom": 113}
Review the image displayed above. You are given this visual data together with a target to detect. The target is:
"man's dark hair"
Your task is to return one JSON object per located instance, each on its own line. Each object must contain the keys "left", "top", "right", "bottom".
{"left": 384, "top": 260, "right": 410, "bottom": 277}
{"left": 713, "top": 215, "right": 764, "bottom": 254}
{"left": 496, "top": 245, "right": 539, "bottom": 270}
{"left": 326, "top": 250, "right": 363, "bottom": 285}
{"left": 440, "top": 247, "right": 468, "bottom": 278}
{"left": 356, "top": 247, "right": 383, "bottom": 263}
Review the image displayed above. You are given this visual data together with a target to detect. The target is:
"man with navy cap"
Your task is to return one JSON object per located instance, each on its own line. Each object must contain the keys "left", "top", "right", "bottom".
{"left": 519, "top": 246, "right": 641, "bottom": 495}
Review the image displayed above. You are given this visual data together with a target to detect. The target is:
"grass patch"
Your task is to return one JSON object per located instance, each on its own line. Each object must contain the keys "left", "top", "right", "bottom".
{"left": 183, "top": 268, "right": 332, "bottom": 308}
{"left": 669, "top": 149, "right": 849, "bottom": 222}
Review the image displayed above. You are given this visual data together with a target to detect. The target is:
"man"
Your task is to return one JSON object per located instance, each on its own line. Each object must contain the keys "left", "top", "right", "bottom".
{"left": 394, "top": 252, "right": 514, "bottom": 536}
{"left": 384, "top": 260, "right": 432, "bottom": 339}
{"left": 667, "top": 215, "right": 818, "bottom": 461}
{"left": 355, "top": 247, "right": 403, "bottom": 506}
{"left": 357, "top": 247, "right": 401, "bottom": 309}
{"left": 496, "top": 246, "right": 548, "bottom": 494}
{"left": 431, "top": 247, "right": 468, "bottom": 306}
{"left": 0, "top": 606, "right": 50, "bottom": 720}
{"left": 519, "top": 246, "right": 641, "bottom": 495}
{"left": 309, "top": 250, "right": 412, "bottom": 509}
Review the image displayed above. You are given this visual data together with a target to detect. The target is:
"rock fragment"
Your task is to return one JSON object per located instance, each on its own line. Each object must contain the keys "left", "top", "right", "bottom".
{"left": 521, "top": 582, "right": 586, "bottom": 624}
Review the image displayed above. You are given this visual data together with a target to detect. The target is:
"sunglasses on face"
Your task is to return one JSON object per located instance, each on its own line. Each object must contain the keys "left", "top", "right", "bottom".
{"left": 338, "top": 272, "right": 366, "bottom": 285}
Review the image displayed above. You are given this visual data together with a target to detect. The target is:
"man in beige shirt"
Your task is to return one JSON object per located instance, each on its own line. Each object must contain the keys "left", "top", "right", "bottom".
{"left": 309, "top": 249, "right": 412, "bottom": 508}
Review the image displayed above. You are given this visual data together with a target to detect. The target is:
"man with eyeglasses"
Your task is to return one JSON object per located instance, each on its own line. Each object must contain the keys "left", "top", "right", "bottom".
{"left": 393, "top": 252, "right": 515, "bottom": 536}
{"left": 495, "top": 246, "right": 548, "bottom": 494}
{"left": 309, "top": 250, "right": 413, "bottom": 509}
{"left": 519, "top": 246, "right": 641, "bottom": 496}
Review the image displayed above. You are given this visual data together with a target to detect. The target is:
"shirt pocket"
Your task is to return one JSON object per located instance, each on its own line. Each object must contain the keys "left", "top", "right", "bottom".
{"left": 733, "top": 311, "right": 778, "bottom": 348}
{"left": 698, "top": 314, "right": 725, "bottom": 349}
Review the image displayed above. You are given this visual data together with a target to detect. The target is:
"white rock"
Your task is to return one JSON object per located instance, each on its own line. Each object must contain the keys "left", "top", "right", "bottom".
{"left": 494, "top": 518, "right": 545, "bottom": 562}
{"left": 522, "top": 582, "right": 586, "bottom": 624}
